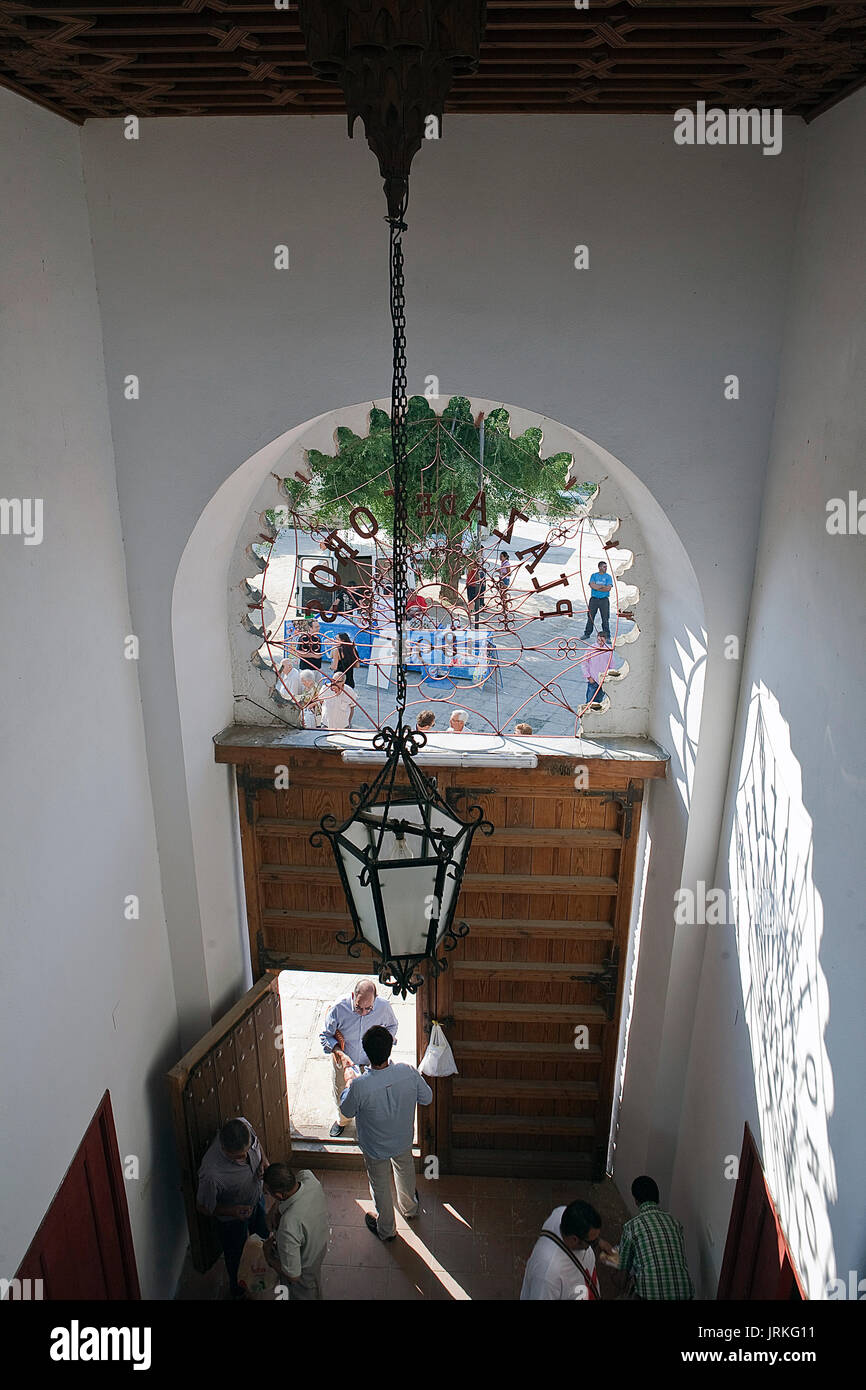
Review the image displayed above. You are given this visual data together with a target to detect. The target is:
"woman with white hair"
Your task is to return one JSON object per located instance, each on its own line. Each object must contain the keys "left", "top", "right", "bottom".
{"left": 298, "top": 670, "right": 323, "bottom": 728}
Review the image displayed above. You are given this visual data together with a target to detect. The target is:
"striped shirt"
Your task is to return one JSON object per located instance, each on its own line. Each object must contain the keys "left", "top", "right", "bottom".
{"left": 618, "top": 1201, "right": 694, "bottom": 1300}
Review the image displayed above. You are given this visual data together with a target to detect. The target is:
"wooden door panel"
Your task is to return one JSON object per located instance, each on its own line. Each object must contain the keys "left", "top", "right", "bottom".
{"left": 15, "top": 1092, "right": 139, "bottom": 1300}
{"left": 718, "top": 1126, "right": 805, "bottom": 1300}
{"left": 167, "top": 973, "right": 291, "bottom": 1273}
{"left": 219, "top": 744, "right": 662, "bottom": 1180}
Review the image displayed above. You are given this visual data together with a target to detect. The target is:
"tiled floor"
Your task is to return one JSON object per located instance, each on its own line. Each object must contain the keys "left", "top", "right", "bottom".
{"left": 177, "top": 1168, "right": 631, "bottom": 1300}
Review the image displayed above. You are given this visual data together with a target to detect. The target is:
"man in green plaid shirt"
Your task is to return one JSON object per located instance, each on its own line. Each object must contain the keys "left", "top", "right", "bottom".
{"left": 618, "top": 1176, "right": 694, "bottom": 1299}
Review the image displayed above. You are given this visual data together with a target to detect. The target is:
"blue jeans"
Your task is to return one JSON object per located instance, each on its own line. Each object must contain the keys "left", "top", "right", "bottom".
{"left": 583, "top": 596, "right": 610, "bottom": 639}
{"left": 586, "top": 681, "right": 605, "bottom": 705}
{"left": 218, "top": 1196, "right": 268, "bottom": 1295}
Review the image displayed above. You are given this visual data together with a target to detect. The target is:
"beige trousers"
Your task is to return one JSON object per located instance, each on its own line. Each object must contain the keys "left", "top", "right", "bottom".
{"left": 363, "top": 1148, "right": 419, "bottom": 1239}
{"left": 286, "top": 1256, "right": 324, "bottom": 1301}
{"left": 332, "top": 1053, "right": 354, "bottom": 1126}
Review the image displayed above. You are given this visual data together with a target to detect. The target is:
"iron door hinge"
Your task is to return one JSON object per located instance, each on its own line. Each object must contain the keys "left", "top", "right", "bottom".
{"left": 237, "top": 766, "right": 279, "bottom": 822}
{"left": 578, "top": 780, "right": 643, "bottom": 839}
{"left": 572, "top": 947, "right": 620, "bottom": 1021}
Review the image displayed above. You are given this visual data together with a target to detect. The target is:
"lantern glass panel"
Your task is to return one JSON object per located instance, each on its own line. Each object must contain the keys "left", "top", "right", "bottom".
{"left": 339, "top": 797, "right": 470, "bottom": 957}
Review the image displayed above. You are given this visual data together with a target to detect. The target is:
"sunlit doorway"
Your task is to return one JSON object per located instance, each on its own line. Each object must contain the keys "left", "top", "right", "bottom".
{"left": 277, "top": 969, "right": 418, "bottom": 1144}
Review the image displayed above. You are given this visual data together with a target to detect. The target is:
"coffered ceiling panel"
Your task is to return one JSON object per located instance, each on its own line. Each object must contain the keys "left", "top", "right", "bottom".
{"left": 1, "top": 1, "right": 864, "bottom": 124}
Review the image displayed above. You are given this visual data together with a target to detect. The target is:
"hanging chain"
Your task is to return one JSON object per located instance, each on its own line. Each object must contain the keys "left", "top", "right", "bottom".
{"left": 388, "top": 182, "right": 410, "bottom": 723}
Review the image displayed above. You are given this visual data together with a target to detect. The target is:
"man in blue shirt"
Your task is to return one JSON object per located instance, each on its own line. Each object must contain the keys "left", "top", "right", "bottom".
{"left": 582, "top": 560, "right": 613, "bottom": 640}
{"left": 339, "top": 1025, "right": 433, "bottom": 1241}
{"left": 320, "top": 979, "right": 398, "bottom": 1138}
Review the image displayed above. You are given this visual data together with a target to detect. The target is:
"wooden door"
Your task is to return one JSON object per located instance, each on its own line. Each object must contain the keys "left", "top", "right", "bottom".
{"left": 166, "top": 972, "right": 291, "bottom": 1273}
{"left": 14, "top": 1091, "right": 140, "bottom": 1300}
{"left": 717, "top": 1125, "right": 805, "bottom": 1300}
{"left": 430, "top": 763, "right": 644, "bottom": 1179}
{"left": 216, "top": 738, "right": 663, "bottom": 1180}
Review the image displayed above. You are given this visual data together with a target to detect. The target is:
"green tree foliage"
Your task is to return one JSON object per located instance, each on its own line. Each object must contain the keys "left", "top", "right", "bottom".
{"left": 280, "top": 398, "right": 595, "bottom": 581}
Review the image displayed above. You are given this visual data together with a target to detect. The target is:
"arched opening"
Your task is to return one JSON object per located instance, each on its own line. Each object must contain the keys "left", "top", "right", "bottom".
{"left": 172, "top": 397, "right": 707, "bottom": 1187}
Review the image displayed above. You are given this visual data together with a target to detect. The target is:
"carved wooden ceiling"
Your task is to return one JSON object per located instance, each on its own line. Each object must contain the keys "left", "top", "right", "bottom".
{"left": 1, "top": 2, "right": 864, "bottom": 126}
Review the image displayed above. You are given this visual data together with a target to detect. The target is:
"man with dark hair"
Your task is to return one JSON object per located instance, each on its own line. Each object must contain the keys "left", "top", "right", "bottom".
{"left": 196, "top": 1116, "right": 269, "bottom": 1298}
{"left": 521, "top": 1198, "right": 612, "bottom": 1300}
{"left": 262, "top": 1163, "right": 329, "bottom": 1301}
{"left": 339, "top": 1024, "right": 433, "bottom": 1242}
{"left": 618, "top": 1176, "right": 694, "bottom": 1299}
{"left": 582, "top": 559, "right": 613, "bottom": 640}
{"left": 320, "top": 977, "right": 398, "bottom": 1138}
{"left": 416, "top": 709, "right": 435, "bottom": 732}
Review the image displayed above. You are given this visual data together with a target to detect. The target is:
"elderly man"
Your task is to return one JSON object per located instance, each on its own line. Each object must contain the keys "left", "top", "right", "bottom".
{"left": 196, "top": 1117, "right": 269, "bottom": 1298}
{"left": 321, "top": 670, "right": 354, "bottom": 730}
{"left": 320, "top": 978, "right": 398, "bottom": 1138}
{"left": 448, "top": 708, "right": 469, "bottom": 733}
{"left": 262, "top": 1163, "right": 330, "bottom": 1301}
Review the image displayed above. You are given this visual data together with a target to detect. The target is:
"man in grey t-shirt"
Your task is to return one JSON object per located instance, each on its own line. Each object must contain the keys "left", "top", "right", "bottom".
{"left": 338, "top": 1025, "right": 433, "bottom": 1241}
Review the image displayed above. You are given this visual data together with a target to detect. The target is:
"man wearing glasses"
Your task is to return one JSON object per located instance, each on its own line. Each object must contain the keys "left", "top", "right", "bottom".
{"left": 320, "top": 978, "right": 399, "bottom": 1138}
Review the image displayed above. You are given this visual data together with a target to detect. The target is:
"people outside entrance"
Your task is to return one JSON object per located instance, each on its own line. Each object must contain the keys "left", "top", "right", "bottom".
{"left": 497, "top": 550, "right": 512, "bottom": 596}
{"left": 583, "top": 560, "right": 613, "bottom": 640}
{"left": 296, "top": 618, "right": 323, "bottom": 671}
{"left": 319, "top": 979, "right": 399, "bottom": 1138}
{"left": 338, "top": 1025, "right": 433, "bottom": 1242}
{"left": 584, "top": 631, "right": 614, "bottom": 709}
{"left": 196, "top": 1117, "right": 269, "bottom": 1298}
{"left": 465, "top": 555, "right": 486, "bottom": 625}
{"left": 320, "top": 671, "right": 355, "bottom": 729}
{"left": 298, "top": 671, "right": 323, "bottom": 727}
{"left": 331, "top": 631, "right": 360, "bottom": 688}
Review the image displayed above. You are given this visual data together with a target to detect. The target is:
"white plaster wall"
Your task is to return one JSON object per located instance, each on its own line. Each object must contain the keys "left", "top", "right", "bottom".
{"left": 672, "top": 90, "right": 866, "bottom": 1297}
{"left": 75, "top": 116, "right": 805, "bottom": 1242}
{"left": 0, "top": 88, "right": 183, "bottom": 1299}
{"left": 78, "top": 116, "right": 802, "bottom": 1065}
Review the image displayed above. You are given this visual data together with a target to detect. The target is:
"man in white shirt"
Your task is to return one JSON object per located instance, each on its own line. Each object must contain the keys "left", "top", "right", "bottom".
{"left": 338, "top": 1025, "right": 433, "bottom": 1242}
{"left": 263, "top": 1163, "right": 330, "bottom": 1301}
{"left": 520, "top": 1199, "right": 610, "bottom": 1300}
{"left": 448, "top": 708, "right": 469, "bottom": 732}
{"left": 321, "top": 671, "right": 354, "bottom": 729}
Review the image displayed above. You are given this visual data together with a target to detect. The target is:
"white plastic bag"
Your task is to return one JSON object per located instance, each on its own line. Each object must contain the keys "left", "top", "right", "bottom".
{"left": 418, "top": 1021, "right": 458, "bottom": 1078}
{"left": 237, "top": 1234, "right": 281, "bottom": 1301}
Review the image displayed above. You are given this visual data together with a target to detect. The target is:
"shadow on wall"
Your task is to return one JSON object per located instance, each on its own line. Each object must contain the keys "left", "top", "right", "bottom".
{"left": 668, "top": 626, "right": 707, "bottom": 812}
{"left": 728, "top": 681, "right": 836, "bottom": 1299}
